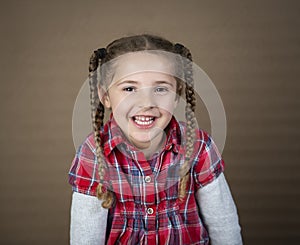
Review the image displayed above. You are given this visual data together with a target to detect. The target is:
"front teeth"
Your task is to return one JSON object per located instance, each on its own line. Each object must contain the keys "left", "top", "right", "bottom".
{"left": 134, "top": 116, "right": 154, "bottom": 125}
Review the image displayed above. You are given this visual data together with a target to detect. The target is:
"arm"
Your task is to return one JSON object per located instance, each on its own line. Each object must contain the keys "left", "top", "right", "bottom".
{"left": 196, "top": 173, "right": 243, "bottom": 245}
{"left": 70, "top": 192, "right": 108, "bottom": 245}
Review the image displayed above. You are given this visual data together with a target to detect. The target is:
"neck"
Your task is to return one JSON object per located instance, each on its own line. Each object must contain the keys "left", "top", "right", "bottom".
{"left": 139, "top": 133, "right": 166, "bottom": 159}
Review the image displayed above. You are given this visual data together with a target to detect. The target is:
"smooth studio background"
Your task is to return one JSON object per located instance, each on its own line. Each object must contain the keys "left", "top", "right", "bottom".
{"left": 1, "top": 1, "right": 299, "bottom": 244}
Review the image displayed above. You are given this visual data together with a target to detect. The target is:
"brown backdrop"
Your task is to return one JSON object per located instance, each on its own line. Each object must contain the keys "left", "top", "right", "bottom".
{"left": 0, "top": 0, "right": 299, "bottom": 244}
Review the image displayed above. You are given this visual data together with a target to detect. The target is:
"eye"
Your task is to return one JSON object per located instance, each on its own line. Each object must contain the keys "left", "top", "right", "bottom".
{"left": 123, "top": 86, "right": 136, "bottom": 92}
{"left": 155, "top": 86, "right": 169, "bottom": 94}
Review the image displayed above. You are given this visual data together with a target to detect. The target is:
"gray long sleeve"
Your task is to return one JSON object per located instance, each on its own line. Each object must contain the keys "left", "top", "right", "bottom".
{"left": 196, "top": 173, "right": 243, "bottom": 245}
{"left": 70, "top": 192, "right": 108, "bottom": 245}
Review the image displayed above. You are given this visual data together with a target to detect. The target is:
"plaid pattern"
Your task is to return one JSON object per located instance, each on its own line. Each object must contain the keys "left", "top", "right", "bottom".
{"left": 69, "top": 116, "right": 224, "bottom": 245}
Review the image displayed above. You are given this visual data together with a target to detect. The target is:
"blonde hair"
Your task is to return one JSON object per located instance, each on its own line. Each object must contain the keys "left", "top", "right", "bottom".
{"left": 88, "top": 34, "right": 196, "bottom": 208}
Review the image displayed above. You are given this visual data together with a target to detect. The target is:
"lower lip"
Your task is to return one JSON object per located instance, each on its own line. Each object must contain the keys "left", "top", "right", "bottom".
{"left": 131, "top": 118, "right": 156, "bottom": 129}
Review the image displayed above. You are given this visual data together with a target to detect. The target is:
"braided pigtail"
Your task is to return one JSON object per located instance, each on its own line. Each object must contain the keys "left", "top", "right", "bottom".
{"left": 174, "top": 43, "right": 196, "bottom": 200}
{"left": 89, "top": 48, "right": 114, "bottom": 209}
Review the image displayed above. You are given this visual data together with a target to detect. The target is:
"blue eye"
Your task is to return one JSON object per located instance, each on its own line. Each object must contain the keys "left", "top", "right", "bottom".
{"left": 155, "top": 87, "right": 168, "bottom": 94}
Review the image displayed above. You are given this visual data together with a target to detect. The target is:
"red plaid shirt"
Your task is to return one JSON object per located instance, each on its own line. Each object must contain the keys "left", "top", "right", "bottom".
{"left": 69, "top": 116, "right": 224, "bottom": 245}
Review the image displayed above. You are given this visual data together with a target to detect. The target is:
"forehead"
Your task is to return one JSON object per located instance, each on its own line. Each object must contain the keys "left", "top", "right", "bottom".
{"left": 116, "top": 71, "right": 177, "bottom": 85}
{"left": 111, "top": 51, "right": 176, "bottom": 85}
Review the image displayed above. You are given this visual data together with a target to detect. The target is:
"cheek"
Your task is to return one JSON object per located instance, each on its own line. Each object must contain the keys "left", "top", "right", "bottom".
{"left": 156, "top": 95, "right": 178, "bottom": 112}
{"left": 111, "top": 93, "right": 142, "bottom": 112}
{"left": 110, "top": 96, "right": 134, "bottom": 116}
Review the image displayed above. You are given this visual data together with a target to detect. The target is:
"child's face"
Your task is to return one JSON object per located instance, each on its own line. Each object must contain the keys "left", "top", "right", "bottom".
{"left": 100, "top": 53, "right": 179, "bottom": 150}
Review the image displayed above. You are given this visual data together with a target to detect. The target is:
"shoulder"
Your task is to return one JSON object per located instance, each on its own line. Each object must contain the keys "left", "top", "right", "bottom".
{"left": 76, "top": 132, "right": 96, "bottom": 159}
{"left": 189, "top": 128, "right": 225, "bottom": 188}
{"left": 77, "top": 122, "right": 111, "bottom": 157}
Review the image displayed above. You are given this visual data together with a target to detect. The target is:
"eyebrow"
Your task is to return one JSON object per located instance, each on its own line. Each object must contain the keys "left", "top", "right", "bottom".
{"left": 154, "top": 81, "right": 175, "bottom": 87}
{"left": 116, "top": 80, "right": 138, "bottom": 86}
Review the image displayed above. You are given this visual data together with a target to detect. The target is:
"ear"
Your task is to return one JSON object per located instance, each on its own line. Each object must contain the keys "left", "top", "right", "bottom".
{"left": 98, "top": 87, "right": 111, "bottom": 108}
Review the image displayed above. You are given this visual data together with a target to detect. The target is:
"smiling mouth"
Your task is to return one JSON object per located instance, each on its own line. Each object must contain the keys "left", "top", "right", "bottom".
{"left": 132, "top": 116, "right": 155, "bottom": 126}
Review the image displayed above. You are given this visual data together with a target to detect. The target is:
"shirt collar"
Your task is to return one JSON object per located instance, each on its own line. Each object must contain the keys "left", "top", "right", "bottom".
{"left": 102, "top": 114, "right": 183, "bottom": 157}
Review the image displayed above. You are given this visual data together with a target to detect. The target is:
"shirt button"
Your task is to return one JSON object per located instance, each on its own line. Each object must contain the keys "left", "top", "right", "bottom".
{"left": 144, "top": 176, "right": 151, "bottom": 183}
{"left": 147, "top": 208, "right": 154, "bottom": 215}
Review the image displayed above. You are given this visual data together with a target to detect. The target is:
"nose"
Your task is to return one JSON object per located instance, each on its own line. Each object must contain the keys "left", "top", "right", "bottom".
{"left": 137, "top": 87, "right": 156, "bottom": 108}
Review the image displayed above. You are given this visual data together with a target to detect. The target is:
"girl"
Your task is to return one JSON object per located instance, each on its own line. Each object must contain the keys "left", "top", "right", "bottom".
{"left": 69, "top": 34, "right": 242, "bottom": 245}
